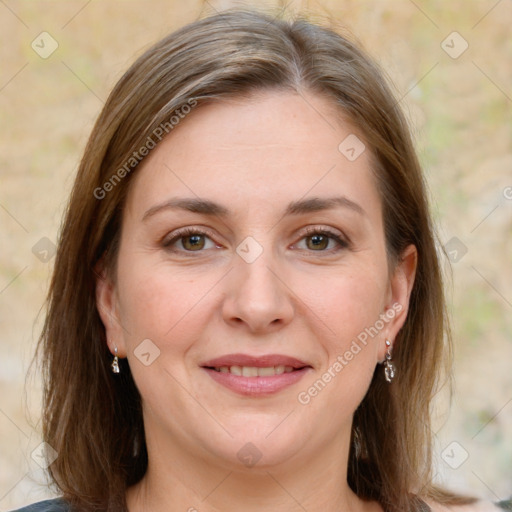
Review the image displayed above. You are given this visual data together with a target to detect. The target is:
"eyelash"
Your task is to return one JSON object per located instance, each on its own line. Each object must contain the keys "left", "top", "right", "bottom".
{"left": 162, "top": 226, "right": 350, "bottom": 255}
{"left": 299, "top": 226, "right": 350, "bottom": 252}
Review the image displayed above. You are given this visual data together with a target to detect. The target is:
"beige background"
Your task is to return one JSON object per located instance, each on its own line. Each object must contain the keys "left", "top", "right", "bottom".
{"left": 0, "top": 0, "right": 511, "bottom": 509}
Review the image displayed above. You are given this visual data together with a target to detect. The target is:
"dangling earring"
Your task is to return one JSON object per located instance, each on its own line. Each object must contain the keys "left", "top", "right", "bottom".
{"left": 111, "top": 346, "right": 120, "bottom": 374}
{"left": 383, "top": 339, "right": 395, "bottom": 383}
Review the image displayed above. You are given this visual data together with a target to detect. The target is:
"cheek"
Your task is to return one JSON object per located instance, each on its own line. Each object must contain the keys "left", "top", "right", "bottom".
{"left": 299, "top": 264, "right": 387, "bottom": 401}
{"left": 309, "top": 263, "right": 388, "bottom": 343}
{"left": 115, "top": 261, "right": 218, "bottom": 408}
{"left": 116, "top": 257, "right": 219, "bottom": 350}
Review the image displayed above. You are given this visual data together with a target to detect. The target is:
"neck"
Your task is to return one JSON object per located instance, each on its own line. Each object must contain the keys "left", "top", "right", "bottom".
{"left": 126, "top": 427, "right": 381, "bottom": 512}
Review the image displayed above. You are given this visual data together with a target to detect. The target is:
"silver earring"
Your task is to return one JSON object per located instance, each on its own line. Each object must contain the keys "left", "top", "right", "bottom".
{"left": 383, "top": 339, "right": 395, "bottom": 383}
{"left": 111, "top": 346, "right": 120, "bottom": 374}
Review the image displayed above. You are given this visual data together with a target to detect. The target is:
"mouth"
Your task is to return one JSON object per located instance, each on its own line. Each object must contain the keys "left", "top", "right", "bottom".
{"left": 206, "top": 365, "right": 299, "bottom": 376}
{"left": 200, "top": 353, "right": 312, "bottom": 396}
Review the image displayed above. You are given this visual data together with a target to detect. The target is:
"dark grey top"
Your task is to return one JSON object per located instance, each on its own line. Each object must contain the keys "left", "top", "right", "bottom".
{"left": 10, "top": 497, "right": 512, "bottom": 511}
{"left": 10, "top": 499, "right": 70, "bottom": 511}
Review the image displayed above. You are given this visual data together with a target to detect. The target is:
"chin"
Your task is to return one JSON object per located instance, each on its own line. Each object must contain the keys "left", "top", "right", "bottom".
{"left": 195, "top": 427, "right": 304, "bottom": 471}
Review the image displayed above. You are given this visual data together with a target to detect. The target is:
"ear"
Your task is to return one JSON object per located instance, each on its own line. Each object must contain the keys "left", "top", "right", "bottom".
{"left": 378, "top": 244, "right": 418, "bottom": 360}
{"left": 94, "top": 259, "right": 127, "bottom": 358}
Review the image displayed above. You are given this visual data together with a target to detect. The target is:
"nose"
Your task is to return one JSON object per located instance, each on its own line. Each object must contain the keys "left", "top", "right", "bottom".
{"left": 221, "top": 245, "right": 295, "bottom": 334}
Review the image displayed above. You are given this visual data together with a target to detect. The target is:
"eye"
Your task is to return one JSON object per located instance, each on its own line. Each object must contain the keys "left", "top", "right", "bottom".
{"left": 294, "top": 227, "right": 350, "bottom": 253}
{"left": 162, "top": 227, "right": 219, "bottom": 253}
{"left": 162, "top": 226, "right": 350, "bottom": 255}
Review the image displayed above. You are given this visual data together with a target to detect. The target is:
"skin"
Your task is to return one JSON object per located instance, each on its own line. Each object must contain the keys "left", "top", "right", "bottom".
{"left": 96, "top": 89, "right": 418, "bottom": 512}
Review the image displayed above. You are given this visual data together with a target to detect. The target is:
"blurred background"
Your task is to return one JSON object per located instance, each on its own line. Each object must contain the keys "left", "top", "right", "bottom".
{"left": 0, "top": 0, "right": 511, "bottom": 509}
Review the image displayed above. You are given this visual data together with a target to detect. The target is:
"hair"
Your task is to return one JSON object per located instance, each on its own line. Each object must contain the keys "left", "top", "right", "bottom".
{"left": 34, "top": 8, "right": 472, "bottom": 512}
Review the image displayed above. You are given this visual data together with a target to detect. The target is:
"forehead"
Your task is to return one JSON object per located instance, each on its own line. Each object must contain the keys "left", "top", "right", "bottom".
{"left": 125, "top": 90, "right": 381, "bottom": 223}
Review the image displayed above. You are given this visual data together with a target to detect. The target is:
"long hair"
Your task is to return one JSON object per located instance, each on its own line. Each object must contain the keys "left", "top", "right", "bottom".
{"left": 36, "top": 9, "right": 465, "bottom": 511}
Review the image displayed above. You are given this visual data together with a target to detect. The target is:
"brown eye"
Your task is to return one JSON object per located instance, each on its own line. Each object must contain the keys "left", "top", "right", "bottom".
{"left": 163, "top": 228, "right": 218, "bottom": 254}
{"left": 181, "top": 234, "right": 206, "bottom": 251}
{"left": 306, "top": 234, "right": 330, "bottom": 251}
{"left": 295, "top": 228, "right": 350, "bottom": 254}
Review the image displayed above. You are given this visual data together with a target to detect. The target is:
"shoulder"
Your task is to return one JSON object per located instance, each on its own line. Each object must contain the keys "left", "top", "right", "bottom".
{"left": 9, "top": 498, "right": 71, "bottom": 512}
{"left": 425, "top": 499, "right": 512, "bottom": 512}
{"left": 495, "top": 500, "right": 512, "bottom": 511}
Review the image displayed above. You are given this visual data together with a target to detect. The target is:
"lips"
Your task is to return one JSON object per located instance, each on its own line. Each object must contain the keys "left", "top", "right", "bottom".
{"left": 201, "top": 353, "right": 310, "bottom": 369}
{"left": 200, "top": 353, "right": 312, "bottom": 396}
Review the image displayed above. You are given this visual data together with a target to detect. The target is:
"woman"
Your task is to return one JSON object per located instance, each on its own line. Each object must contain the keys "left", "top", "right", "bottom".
{"left": 12, "top": 9, "right": 511, "bottom": 512}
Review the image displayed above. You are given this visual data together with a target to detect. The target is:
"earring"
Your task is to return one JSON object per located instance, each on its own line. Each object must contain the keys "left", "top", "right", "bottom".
{"left": 383, "top": 339, "right": 395, "bottom": 383}
{"left": 111, "top": 346, "right": 120, "bottom": 374}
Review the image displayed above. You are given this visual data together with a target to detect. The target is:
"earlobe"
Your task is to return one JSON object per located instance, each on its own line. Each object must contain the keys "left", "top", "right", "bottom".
{"left": 94, "top": 261, "right": 113, "bottom": 325}
{"left": 94, "top": 261, "right": 126, "bottom": 357}
{"left": 396, "top": 244, "right": 418, "bottom": 306}
{"left": 382, "top": 244, "right": 418, "bottom": 350}
{"left": 390, "top": 245, "right": 418, "bottom": 313}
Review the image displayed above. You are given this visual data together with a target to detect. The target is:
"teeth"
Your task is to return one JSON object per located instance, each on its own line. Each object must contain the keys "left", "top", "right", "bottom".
{"left": 242, "top": 366, "right": 258, "bottom": 377}
{"left": 230, "top": 365, "right": 242, "bottom": 376}
{"left": 257, "top": 366, "right": 275, "bottom": 377}
{"left": 213, "top": 365, "right": 298, "bottom": 376}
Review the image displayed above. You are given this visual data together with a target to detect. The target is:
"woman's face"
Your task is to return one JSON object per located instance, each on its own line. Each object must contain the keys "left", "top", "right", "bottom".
{"left": 97, "top": 90, "right": 416, "bottom": 471}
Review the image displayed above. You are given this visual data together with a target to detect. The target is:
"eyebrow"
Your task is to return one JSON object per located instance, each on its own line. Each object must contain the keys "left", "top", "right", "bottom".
{"left": 142, "top": 195, "right": 366, "bottom": 221}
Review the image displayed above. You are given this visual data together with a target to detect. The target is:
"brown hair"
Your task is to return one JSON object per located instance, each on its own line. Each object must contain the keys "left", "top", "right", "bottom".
{"left": 36, "top": 8, "right": 468, "bottom": 511}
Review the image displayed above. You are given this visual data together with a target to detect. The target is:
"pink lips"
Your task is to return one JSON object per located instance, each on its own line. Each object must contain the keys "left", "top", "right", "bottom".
{"left": 201, "top": 353, "right": 312, "bottom": 396}
{"left": 201, "top": 353, "right": 309, "bottom": 369}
